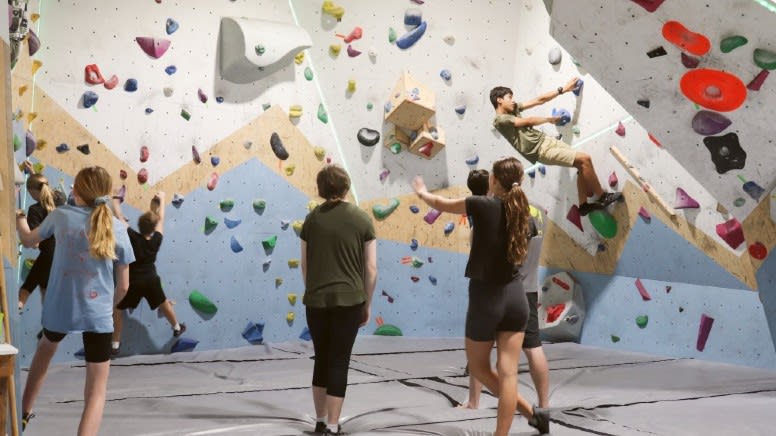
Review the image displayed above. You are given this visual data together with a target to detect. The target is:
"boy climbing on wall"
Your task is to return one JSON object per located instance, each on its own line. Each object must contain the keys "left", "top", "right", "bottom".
{"left": 110, "top": 191, "right": 186, "bottom": 356}
{"left": 490, "top": 78, "right": 621, "bottom": 215}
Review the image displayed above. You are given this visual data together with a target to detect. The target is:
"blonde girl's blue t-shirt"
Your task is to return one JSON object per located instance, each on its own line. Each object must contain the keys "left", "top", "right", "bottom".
{"left": 37, "top": 205, "right": 134, "bottom": 333}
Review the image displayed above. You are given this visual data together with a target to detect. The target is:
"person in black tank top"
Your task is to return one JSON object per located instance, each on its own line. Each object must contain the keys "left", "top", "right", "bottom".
{"left": 412, "top": 157, "right": 549, "bottom": 435}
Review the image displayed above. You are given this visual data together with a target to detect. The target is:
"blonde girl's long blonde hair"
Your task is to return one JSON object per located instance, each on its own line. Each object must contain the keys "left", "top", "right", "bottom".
{"left": 73, "top": 166, "right": 116, "bottom": 260}
{"left": 492, "top": 157, "right": 530, "bottom": 265}
{"left": 26, "top": 174, "right": 56, "bottom": 213}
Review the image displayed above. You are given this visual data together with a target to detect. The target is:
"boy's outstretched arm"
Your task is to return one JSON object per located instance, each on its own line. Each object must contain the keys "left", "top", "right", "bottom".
{"left": 151, "top": 191, "right": 165, "bottom": 234}
{"left": 519, "top": 77, "right": 579, "bottom": 110}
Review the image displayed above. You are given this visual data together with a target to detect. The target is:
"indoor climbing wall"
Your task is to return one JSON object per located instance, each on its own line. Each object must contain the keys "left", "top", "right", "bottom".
{"left": 547, "top": 0, "right": 776, "bottom": 223}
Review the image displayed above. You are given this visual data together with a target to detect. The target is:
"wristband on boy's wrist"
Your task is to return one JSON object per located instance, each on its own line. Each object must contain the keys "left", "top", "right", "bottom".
{"left": 557, "top": 86, "right": 564, "bottom": 95}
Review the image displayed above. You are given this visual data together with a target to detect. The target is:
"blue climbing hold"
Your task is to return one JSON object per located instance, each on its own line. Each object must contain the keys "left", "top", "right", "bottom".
{"left": 165, "top": 18, "right": 179, "bottom": 35}
{"left": 429, "top": 275, "right": 437, "bottom": 285}
{"left": 165, "top": 65, "right": 177, "bottom": 75}
{"left": 404, "top": 8, "right": 422, "bottom": 27}
{"left": 230, "top": 235, "right": 244, "bottom": 252}
{"left": 537, "top": 164, "right": 546, "bottom": 175}
{"left": 465, "top": 155, "right": 479, "bottom": 165}
{"left": 145, "top": 107, "right": 154, "bottom": 114}
{"left": 171, "top": 337, "right": 199, "bottom": 353}
{"left": 124, "top": 78, "right": 138, "bottom": 92}
{"left": 455, "top": 105, "right": 466, "bottom": 115}
{"left": 409, "top": 205, "right": 420, "bottom": 213}
{"left": 56, "top": 143, "right": 70, "bottom": 153}
{"left": 384, "top": 101, "right": 392, "bottom": 113}
{"left": 225, "top": 217, "right": 242, "bottom": 229}
{"left": 216, "top": 96, "right": 224, "bottom": 103}
{"left": 527, "top": 168, "right": 536, "bottom": 178}
{"left": 242, "top": 321, "right": 265, "bottom": 345}
{"left": 299, "top": 326, "right": 312, "bottom": 341}
{"left": 410, "top": 239, "right": 419, "bottom": 250}
{"left": 572, "top": 79, "right": 584, "bottom": 96}
{"left": 396, "top": 21, "right": 427, "bottom": 49}
{"left": 552, "top": 108, "right": 571, "bottom": 126}
{"left": 439, "top": 69, "right": 452, "bottom": 81}
{"left": 82, "top": 91, "right": 99, "bottom": 108}
{"left": 444, "top": 222, "right": 455, "bottom": 235}
{"left": 210, "top": 156, "right": 220, "bottom": 166}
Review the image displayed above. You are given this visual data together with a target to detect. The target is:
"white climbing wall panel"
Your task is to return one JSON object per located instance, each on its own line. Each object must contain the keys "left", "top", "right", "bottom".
{"left": 548, "top": 0, "right": 776, "bottom": 222}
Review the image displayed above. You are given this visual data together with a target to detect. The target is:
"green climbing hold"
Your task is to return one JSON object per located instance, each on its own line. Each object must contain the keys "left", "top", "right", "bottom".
{"left": 733, "top": 197, "right": 746, "bottom": 207}
{"left": 317, "top": 103, "right": 328, "bottom": 124}
{"left": 189, "top": 290, "right": 218, "bottom": 314}
{"left": 636, "top": 315, "right": 649, "bottom": 329}
{"left": 275, "top": 277, "right": 283, "bottom": 287}
{"left": 262, "top": 235, "right": 278, "bottom": 250}
{"left": 253, "top": 199, "right": 266, "bottom": 213}
{"left": 411, "top": 257, "right": 424, "bottom": 268}
{"left": 262, "top": 103, "right": 271, "bottom": 111}
{"left": 181, "top": 109, "right": 191, "bottom": 121}
{"left": 720, "top": 35, "right": 747, "bottom": 53}
{"left": 204, "top": 216, "right": 218, "bottom": 234}
{"left": 304, "top": 66, "right": 313, "bottom": 80}
{"left": 388, "top": 27, "right": 397, "bottom": 44}
{"left": 13, "top": 134, "right": 21, "bottom": 151}
{"left": 588, "top": 210, "right": 617, "bottom": 239}
{"left": 366, "top": 102, "right": 373, "bottom": 110}
{"left": 219, "top": 198, "right": 235, "bottom": 212}
{"left": 372, "top": 198, "right": 400, "bottom": 220}
{"left": 374, "top": 324, "right": 403, "bottom": 336}
{"left": 611, "top": 335, "right": 621, "bottom": 343}
{"left": 572, "top": 125, "right": 580, "bottom": 136}
{"left": 754, "top": 48, "right": 776, "bottom": 70}
{"left": 255, "top": 44, "right": 266, "bottom": 55}
{"left": 389, "top": 143, "right": 402, "bottom": 154}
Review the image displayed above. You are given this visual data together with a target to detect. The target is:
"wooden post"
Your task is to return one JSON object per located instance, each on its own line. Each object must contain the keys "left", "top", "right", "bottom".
{"left": 610, "top": 145, "right": 676, "bottom": 218}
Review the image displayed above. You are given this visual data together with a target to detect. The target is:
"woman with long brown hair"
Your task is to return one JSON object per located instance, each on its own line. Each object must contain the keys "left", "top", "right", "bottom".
{"left": 412, "top": 156, "right": 550, "bottom": 435}
{"left": 16, "top": 166, "right": 134, "bottom": 435}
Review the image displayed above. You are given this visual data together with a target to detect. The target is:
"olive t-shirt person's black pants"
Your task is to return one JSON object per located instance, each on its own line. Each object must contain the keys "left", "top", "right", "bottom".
{"left": 306, "top": 303, "right": 364, "bottom": 397}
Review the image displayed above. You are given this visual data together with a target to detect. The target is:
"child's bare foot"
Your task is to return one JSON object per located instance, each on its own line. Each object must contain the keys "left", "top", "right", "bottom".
{"left": 456, "top": 401, "right": 479, "bottom": 409}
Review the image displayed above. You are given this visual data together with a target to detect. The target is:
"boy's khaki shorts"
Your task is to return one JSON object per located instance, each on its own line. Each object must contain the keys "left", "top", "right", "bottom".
{"left": 537, "top": 136, "right": 576, "bottom": 167}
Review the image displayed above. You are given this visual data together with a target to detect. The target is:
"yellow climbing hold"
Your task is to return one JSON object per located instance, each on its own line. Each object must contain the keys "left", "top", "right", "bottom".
{"left": 321, "top": 1, "right": 345, "bottom": 21}
{"left": 313, "top": 146, "right": 326, "bottom": 161}
{"left": 288, "top": 293, "right": 297, "bottom": 305}
{"left": 307, "top": 200, "right": 319, "bottom": 211}
{"left": 32, "top": 60, "right": 43, "bottom": 75}
{"left": 32, "top": 162, "right": 45, "bottom": 173}
{"left": 346, "top": 79, "right": 356, "bottom": 93}
{"left": 284, "top": 163, "right": 296, "bottom": 176}
{"left": 30, "top": 13, "right": 40, "bottom": 22}
{"left": 289, "top": 104, "right": 303, "bottom": 118}
{"left": 18, "top": 85, "right": 28, "bottom": 96}
{"left": 292, "top": 220, "right": 304, "bottom": 234}
{"left": 329, "top": 44, "right": 342, "bottom": 57}
{"left": 286, "top": 311, "right": 295, "bottom": 322}
{"left": 288, "top": 259, "right": 300, "bottom": 268}
{"left": 294, "top": 51, "right": 305, "bottom": 65}
{"left": 35, "top": 140, "right": 46, "bottom": 152}
{"left": 26, "top": 112, "right": 37, "bottom": 123}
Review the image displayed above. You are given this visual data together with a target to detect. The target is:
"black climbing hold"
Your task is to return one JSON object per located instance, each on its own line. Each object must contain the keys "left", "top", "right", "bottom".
{"left": 646, "top": 46, "right": 667, "bottom": 58}
{"left": 270, "top": 132, "right": 289, "bottom": 160}
{"left": 703, "top": 132, "right": 746, "bottom": 174}
{"left": 637, "top": 99, "right": 650, "bottom": 108}
{"left": 76, "top": 144, "right": 91, "bottom": 155}
{"left": 357, "top": 128, "right": 381, "bottom": 146}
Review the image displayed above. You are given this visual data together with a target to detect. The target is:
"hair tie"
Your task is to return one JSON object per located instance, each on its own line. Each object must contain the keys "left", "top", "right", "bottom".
{"left": 512, "top": 182, "right": 520, "bottom": 188}
{"left": 94, "top": 195, "right": 111, "bottom": 206}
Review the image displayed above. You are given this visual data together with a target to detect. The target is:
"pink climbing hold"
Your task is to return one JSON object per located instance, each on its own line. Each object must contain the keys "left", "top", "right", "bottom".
{"left": 608, "top": 171, "right": 618, "bottom": 188}
{"left": 137, "top": 168, "right": 149, "bottom": 184}
{"left": 136, "top": 37, "right": 171, "bottom": 59}
{"left": 423, "top": 209, "right": 441, "bottom": 224}
{"left": 207, "top": 172, "right": 219, "bottom": 191}
{"left": 674, "top": 187, "right": 699, "bottom": 209}
{"left": 635, "top": 278, "right": 652, "bottom": 301}
{"left": 615, "top": 121, "right": 626, "bottom": 137}
{"left": 566, "top": 205, "right": 583, "bottom": 232}
{"left": 198, "top": 88, "right": 208, "bottom": 103}
{"left": 337, "top": 26, "right": 363, "bottom": 43}
{"left": 103, "top": 74, "right": 119, "bottom": 90}
{"left": 638, "top": 207, "right": 651, "bottom": 223}
{"left": 630, "top": 0, "right": 665, "bottom": 13}
{"left": 140, "top": 145, "right": 149, "bottom": 163}
{"left": 747, "top": 69, "right": 769, "bottom": 91}
{"left": 696, "top": 314, "right": 714, "bottom": 352}
{"left": 715, "top": 218, "right": 744, "bottom": 249}
{"left": 346, "top": 44, "right": 362, "bottom": 57}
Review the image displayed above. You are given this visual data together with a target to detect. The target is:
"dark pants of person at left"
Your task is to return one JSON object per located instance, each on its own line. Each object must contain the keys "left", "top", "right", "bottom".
{"left": 305, "top": 303, "right": 363, "bottom": 397}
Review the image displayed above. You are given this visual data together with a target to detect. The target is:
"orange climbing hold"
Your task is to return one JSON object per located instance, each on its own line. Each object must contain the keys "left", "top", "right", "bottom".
{"left": 680, "top": 69, "right": 747, "bottom": 112}
{"left": 662, "top": 21, "right": 710, "bottom": 56}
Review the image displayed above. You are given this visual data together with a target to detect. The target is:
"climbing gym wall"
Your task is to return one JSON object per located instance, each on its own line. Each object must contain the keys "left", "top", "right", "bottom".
{"left": 7, "top": 0, "right": 776, "bottom": 369}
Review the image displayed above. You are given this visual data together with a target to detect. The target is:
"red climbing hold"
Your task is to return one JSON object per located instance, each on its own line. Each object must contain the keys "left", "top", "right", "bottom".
{"left": 747, "top": 70, "right": 769, "bottom": 91}
{"left": 137, "top": 168, "right": 149, "bottom": 184}
{"left": 648, "top": 133, "right": 662, "bottom": 147}
{"left": 546, "top": 303, "right": 566, "bottom": 323}
{"left": 662, "top": 21, "right": 711, "bottom": 56}
{"left": 103, "top": 74, "right": 119, "bottom": 90}
{"left": 680, "top": 69, "right": 747, "bottom": 112}
{"left": 207, "top": 172, "right": 219, "bottom": 191}
{"left": 140, "top": 145, "right": 149, "bottom": 163}
{"left": 635, "top": 278, "right": 652, "bottom": 301}
{"left": 85, "top": 64, "right": 105, "bottom": 84}
{"left": 630, "top": 0, "right": 665, "bottom": 13}
{"left": 715, "top": 218, "right": 744, "bottom": 249}
{"left": 748, "top": 242, "right": 767, "bottom": 260}
{"left": 566, "top": 205, "right": 583, "bottom": 232}
{"left": 552, "top": 276, "right": 570, "bottom": 291}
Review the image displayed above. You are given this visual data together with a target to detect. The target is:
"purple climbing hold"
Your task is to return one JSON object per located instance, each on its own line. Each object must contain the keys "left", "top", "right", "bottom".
{"left": 379, "top": 168, "right": 390, "bottom": 182}
{"left": 198, "top": 88, "right": 208, "bottom": 103}
{"left": 630, "top": 0, "right": 665, "bottom": 13}
{"left": 674, "top": 187, "right": 700, "bottom": 209}
{"left": 82, "top": 91, "right": 99, "bottom": 108}
{"left": 681, "top": 52, "right": 700, "bottom": 69}
{"left": 424, "top": 209, "right": 441, "bottom": 224}
{"left": 136, "top": 37, "right": 171, "bottom": 59}
{"left": 24, "top": 130, "right": 36, "bottom": 157}
{"left": 691, "top": 110, "right": 731, "bottom": 135}
{"left": 347, "top": 45, "right": 361, "bottom": 57}
{"left": 396, "top": 21, "right": 427, "bottom": 49}
{"left": 747, "top": 70, "right": 769, "bottom": 91}
{"left": 77, "top": 144, "right": 91, "bottom": 155}
{"left": 27, "top": 29, "right": 40, "bottom": 56}
{"left": 192, "top": 146, "right": 201, "bottom": 164}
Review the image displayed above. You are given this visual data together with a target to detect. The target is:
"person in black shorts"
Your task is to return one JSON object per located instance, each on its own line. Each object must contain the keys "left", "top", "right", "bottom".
{"left": 18, "top": 163, "right": 65, "bottom": 311}
{"left": 413, "top": 157, "right": 550, "bottom": 435}
{"left": 111, "top": 191, "right": 185, "bottom": 356}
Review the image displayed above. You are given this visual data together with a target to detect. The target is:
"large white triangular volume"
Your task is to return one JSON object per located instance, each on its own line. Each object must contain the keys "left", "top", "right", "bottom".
{"left": 219, "top": 17, "right": 312, "bottom": 84}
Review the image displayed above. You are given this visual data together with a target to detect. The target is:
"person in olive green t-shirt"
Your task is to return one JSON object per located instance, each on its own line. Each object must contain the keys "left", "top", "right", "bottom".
{"left": 300, "top": 164, "right": 377, "bottom": 436}
{"left": 491, "top": 79, "right": 621, "bottom": 216}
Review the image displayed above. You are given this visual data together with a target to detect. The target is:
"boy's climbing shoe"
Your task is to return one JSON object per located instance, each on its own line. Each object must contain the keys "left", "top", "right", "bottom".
{"left": 597, "top": 191, "right": 623, "bottom": 208}
{"left": 22, "top": 411, "right": 35, "bottom": 430}
{"left": 173, "top": 323, "right": 187, "bottom": 338}
{"left": 314, "top": 421, "right": 327, "bottom": 434}
{"left": 528, "top": 406, "right": 550, "bottom": 434}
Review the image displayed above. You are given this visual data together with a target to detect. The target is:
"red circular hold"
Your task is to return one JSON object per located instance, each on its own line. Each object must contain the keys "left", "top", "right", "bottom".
{"left": 662, "top": 21, "right": 711, "bottom": 56}
{"left": 748, "top": 242, "right": 768, "bottom": 260}
{"left": 680, "top": 69, "right": 747, "bottom": 112}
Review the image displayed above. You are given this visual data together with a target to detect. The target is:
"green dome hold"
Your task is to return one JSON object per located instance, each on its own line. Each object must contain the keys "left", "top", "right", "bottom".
{"left": 189, "top": 290, "right": 218, "bottom": 314}
{"left": 374, "top": 324, "right": 403, "bottom": 336}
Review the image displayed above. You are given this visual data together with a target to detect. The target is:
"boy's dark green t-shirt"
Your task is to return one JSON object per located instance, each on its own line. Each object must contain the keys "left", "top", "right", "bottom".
{"left": 493, "top": 103, "right": 546, "bottom": 163}
{"left": 301, "top": 201, "right": 376, "bottom": 308}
